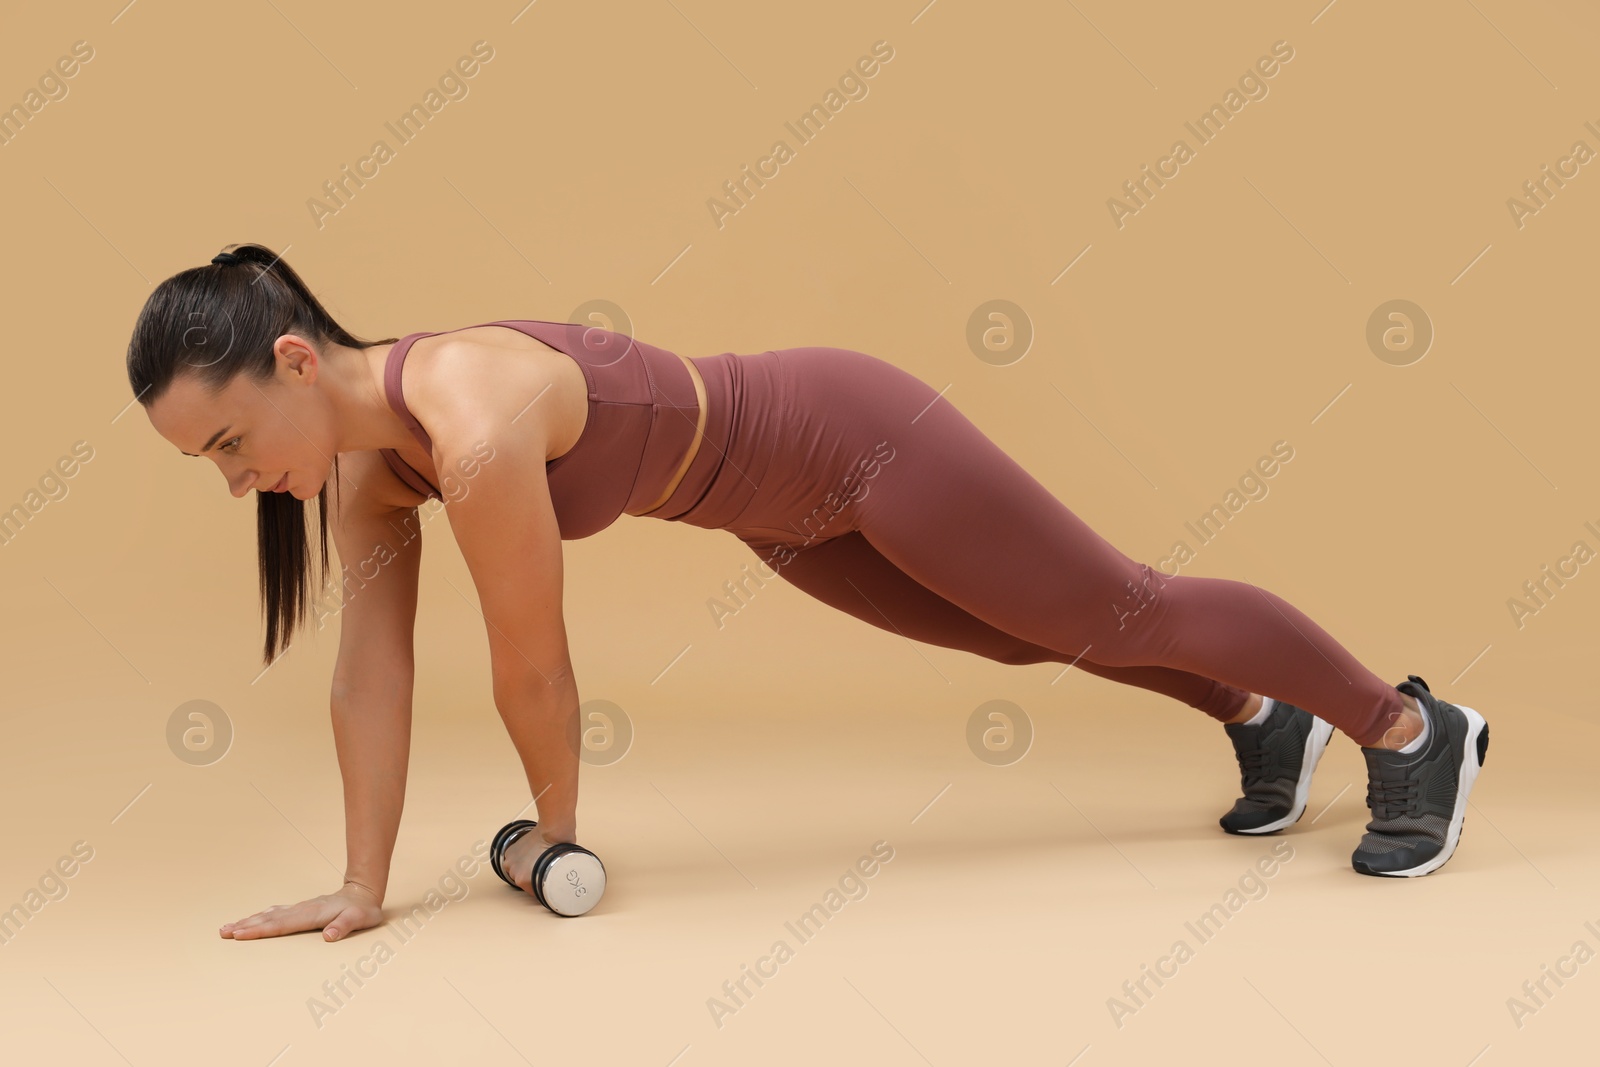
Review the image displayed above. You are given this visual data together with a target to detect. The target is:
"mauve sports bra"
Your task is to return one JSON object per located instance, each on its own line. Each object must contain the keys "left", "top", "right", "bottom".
{"left": 376, "top": 319, "right": 704, "bottom": 540}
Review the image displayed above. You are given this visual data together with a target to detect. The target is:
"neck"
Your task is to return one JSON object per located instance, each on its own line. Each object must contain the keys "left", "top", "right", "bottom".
{"left": 323, "top": 339, "right": 417, "bottom": 454}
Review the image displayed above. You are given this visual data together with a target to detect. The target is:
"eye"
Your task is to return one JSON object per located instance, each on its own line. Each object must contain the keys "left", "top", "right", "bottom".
{"left": 221, "top": 436, "right": 242, "bottom": 454}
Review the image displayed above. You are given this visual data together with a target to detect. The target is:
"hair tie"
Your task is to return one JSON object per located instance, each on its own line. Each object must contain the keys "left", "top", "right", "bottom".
{"left": 211, "top": 251, "right": 241, "bottom": 266}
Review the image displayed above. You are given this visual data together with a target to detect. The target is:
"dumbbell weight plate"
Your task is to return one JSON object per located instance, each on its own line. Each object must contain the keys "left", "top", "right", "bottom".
{"left": 532, "top": 843, "right": 607, "bottom": 916}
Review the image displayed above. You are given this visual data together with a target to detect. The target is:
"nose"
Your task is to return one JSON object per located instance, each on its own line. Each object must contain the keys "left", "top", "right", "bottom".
{"left": 222, "top": 462, "right": 258, "bottom": 498}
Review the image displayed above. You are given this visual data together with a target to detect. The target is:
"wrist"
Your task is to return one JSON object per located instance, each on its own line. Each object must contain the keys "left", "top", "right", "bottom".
{"left": 536, "top": 820, "right": 576, "bottom": 846}
{"left": 341, "top": 878, "right": 385, "bottom": 904}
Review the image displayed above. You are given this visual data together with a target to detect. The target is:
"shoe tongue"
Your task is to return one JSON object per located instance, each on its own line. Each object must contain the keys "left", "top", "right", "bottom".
{"left": 1363, "top": 745, "right": 1413, "bottom": 779}
{"left": 1223, "top": 721, "right": 1265, "bottom": 751}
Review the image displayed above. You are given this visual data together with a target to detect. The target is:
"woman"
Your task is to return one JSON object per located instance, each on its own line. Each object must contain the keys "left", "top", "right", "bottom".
{"left": 128, "top": 244, "right": 1490, "bottom": 941}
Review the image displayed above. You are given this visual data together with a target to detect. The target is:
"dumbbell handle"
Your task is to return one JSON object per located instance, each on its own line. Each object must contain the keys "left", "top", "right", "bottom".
{"left": 490, "top": 818, "right": 607, "bottom": 917}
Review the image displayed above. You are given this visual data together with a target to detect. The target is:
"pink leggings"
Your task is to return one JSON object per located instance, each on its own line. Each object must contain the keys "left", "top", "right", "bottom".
{"left": 654, "top": 346, "right": 1405, "bottom": 747}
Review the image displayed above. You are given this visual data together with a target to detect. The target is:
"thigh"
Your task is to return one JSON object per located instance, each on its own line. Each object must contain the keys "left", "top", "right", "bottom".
{"left": 745, "top": 529, "right": 1069, "bottom": 667}
{"left": 843, "top": 368, "right": 1155, "bottom": 664}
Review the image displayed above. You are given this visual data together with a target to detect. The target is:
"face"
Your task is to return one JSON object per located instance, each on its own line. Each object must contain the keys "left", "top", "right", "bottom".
{"left": 147, "top": 336, "right": 335, "bottom": 500}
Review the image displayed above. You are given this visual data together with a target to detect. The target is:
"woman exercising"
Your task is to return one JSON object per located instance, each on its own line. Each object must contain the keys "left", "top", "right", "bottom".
{"left": 128, "top": 244, "right": 1490, "bottom": 942}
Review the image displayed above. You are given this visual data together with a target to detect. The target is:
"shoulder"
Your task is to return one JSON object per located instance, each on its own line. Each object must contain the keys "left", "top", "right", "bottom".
{"left": 403, "top": 326, "right": 580, "bottom": 462}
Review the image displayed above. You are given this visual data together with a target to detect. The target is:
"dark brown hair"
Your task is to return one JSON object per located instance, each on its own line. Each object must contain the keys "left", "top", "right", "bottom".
{"left": 126, "top": 243, "right": 398, "bottom": 667}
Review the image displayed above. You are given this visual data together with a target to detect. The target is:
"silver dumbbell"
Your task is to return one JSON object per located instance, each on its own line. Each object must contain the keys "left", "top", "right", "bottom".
{"left": 489, "top": 819, "right": 606, "bottom": 916}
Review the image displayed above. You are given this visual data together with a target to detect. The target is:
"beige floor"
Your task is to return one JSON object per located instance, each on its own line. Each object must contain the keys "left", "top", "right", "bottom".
{"left": 4, "top": 631, "right": 1592, "bottom": 1065}
{"left": 5, "top": 0, "right": 1598, "bottom": 1063}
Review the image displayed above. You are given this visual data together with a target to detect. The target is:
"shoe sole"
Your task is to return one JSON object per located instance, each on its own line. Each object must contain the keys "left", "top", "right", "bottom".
{"left": 1226, "top": 715, "right": 1336, "bottom": 835}
{"left": 1355, "top": 704, "right": 1490, "bottom": 877}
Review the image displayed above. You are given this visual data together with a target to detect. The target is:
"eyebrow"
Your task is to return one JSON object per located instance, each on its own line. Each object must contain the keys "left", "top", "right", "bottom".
{"left": 180, "top": 426, "right": 233, "bottom": 457}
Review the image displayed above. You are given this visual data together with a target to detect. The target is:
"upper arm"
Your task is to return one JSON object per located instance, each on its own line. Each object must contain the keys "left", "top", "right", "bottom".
{"left": 328, "top": 455, "right": 425, "bottom": 703}
{"left": 429, "top": 413, "right": 571, "bottom": 700}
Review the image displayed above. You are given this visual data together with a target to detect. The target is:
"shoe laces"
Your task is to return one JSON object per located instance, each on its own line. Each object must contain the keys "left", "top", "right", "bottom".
{"left": 1366, "top": 777, "right": 1421, "bottom": 819}
{"left": 1238, "top": 747, "right": 1277, "bottom": 785}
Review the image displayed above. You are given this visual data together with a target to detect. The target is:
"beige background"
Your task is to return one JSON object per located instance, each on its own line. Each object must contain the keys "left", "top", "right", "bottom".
{"left": 1, "top": 0, "right": 1595, "bottom": 1063}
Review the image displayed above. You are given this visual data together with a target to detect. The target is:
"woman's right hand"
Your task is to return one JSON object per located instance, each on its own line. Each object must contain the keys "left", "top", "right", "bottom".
{"left": 219, "top": 882, "right": 384, "bottom": 942}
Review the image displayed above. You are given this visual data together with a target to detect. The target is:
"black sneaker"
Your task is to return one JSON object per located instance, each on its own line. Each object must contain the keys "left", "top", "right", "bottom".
{"left": 1351, "top": 675, "right": 1490, "bottom": 877}
{"left": 1219, "top": 698, "right": 1335, "bottom": 834}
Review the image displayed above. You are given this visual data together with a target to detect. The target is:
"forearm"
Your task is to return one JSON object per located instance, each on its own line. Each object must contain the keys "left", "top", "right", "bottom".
{"left": 493, "top": 666, "right": 582, "bottom": 840}
{"left": 329, "top": 682, "right": 413, "bottom": 902}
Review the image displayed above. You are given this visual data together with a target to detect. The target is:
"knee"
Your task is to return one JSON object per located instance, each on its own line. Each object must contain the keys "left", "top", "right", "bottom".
{"left": 1068, "top": 562, "right": 1179, "bottom": 668}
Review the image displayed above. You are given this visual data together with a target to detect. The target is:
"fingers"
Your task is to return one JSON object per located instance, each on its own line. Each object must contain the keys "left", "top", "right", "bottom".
{"left": 219, "top": 904, "right": 280, "bottom": 938}
{"left": 219, "top": 901, "right": 325, "bottom": 941}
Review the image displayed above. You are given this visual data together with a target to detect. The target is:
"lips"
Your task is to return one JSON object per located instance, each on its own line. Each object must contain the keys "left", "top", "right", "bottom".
{"left": 270, "top": 474, "right": 288, "bottom": 492}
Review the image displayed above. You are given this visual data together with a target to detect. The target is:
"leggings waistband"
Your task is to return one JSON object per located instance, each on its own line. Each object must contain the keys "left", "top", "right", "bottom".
{"left": 647, "top": 350, "right": 785, "bottom": 529}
